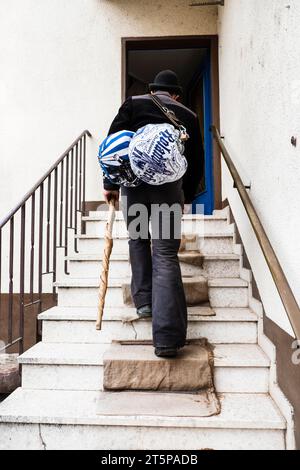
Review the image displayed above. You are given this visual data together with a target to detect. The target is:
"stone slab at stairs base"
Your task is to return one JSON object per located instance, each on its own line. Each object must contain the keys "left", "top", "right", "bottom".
{"left": 103, "top": 342, "right": 215, "bottom": 392}
{"left": 0, "top": 388, "right": 286, "bottom": 450}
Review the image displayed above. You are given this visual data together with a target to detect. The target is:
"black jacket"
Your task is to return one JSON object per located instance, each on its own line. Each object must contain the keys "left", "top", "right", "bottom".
{"left": 104, "top": 91, "right": 204, "bottom": 203}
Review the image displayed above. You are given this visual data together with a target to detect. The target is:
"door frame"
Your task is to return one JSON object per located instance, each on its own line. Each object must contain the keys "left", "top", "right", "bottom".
{"left": 191, "top": 50, "right": 215, "bottom": 215}
{"left": 121, "top": 35, "right": 221, "bottom": 210}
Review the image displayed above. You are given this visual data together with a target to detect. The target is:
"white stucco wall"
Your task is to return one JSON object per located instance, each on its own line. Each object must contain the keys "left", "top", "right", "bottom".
{"left": 218, "top": 0, "right": 300, "bottom": 335}
{"left": 2, "top": 0, "right": 297, "bottom": 334}
{"left": 0, "top": 0, "right": 217, "bottom": 293}
{"left": 0, "top": 0, "right": 217, "bottom": 220}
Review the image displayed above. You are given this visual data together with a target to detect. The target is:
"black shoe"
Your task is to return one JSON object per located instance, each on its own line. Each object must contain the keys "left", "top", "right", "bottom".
{"left": 155, "top": 347, "right": 178, "bottom": 358}
{"left": 136, "top": 304, "right": 152, "bottom": 319}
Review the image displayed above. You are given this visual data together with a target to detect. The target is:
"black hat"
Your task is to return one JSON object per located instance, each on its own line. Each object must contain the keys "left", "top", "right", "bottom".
{"left": 149, "top": 70, "right": 183, "bottom": 94}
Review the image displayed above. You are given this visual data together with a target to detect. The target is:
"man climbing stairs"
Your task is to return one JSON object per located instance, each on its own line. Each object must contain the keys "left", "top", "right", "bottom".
{"left": 0, "top": 207, "right": 289, "bottom": 450}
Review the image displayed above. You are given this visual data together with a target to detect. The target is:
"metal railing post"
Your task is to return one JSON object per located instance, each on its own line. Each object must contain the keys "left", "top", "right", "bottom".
{"left": 0, "top": 130, "right": 92, "bottom": 354}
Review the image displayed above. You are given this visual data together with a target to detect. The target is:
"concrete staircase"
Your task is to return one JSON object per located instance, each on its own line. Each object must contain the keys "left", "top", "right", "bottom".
{"left": 0, "top": 208, "right": 290, "bottom": 450}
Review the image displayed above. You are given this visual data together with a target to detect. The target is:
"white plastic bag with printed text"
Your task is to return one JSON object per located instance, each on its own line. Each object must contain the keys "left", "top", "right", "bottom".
{"left": 128, "top": 123, "right": 188, "bottom": 185}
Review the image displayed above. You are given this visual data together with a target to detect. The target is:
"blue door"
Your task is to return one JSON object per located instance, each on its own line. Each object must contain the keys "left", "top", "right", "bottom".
{"left": 191, "top": 52, "right": 214, "bottom": 215}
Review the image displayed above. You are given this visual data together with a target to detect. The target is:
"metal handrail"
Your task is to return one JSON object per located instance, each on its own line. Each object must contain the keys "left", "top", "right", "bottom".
{"left": 0, "top": 130, "right": 91, "bottom": 229}
{"left": 0, "top": 130, "right": 92, "bottom": 354}
{"left": 211, "top": 125, "right": 300, "bottom": 340}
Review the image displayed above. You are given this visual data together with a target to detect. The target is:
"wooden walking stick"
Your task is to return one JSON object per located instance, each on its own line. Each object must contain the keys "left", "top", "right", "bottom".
{"left": 96, "top": 199, "right": 116, "bottom": 330}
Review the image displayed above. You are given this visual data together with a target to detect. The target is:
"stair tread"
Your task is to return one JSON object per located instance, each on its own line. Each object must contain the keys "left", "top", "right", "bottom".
{"left": 38, "top": 306, "right": 258, "bottom": 322}
{"left": 66, "top": 253, "right": 240, "bottom": 261}
{"left": 19, "top": 342, "right": 269, "bottom": 368}
{"left": 19, "top": 342, "right": 107, "bottom": 365}
{"left": 75, "top": 231, "right": 234, "bottom": 240}
{"left": 104, "top": 343, "right": 270, "bottom": 368}
{"left": 88, "top": 208, "right": 229, "bottom": 217}
{"left": 0, "top": 388, "right": 285, "bottom": 430}
{"left": 82, "top": 212, "right": 229, "bottom": 222}
{"left": 54, "top": 277, "right": 248, "bottom": 288}
{"left": 208, "top": 278, "right": 248, "bottom": 287}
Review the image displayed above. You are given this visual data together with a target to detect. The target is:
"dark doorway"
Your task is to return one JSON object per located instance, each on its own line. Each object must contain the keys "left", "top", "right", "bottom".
{"left": 122, "top": 36, "right": 221, "bottom": 214}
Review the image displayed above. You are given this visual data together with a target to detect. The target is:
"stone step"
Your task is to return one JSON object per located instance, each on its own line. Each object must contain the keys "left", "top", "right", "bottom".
{"left": 39, "top": 306, "right": 258, "bottom": 345}
{"left": 19, "top": 342, "right": 270, "bottom": 394}
{"left": 66, "top": 252, "right": 241, "bottom": 279}
{"left": 122, "top": 276, "right": 209, "bottom": 306}
{"left": 56, "top": 276, "right": 209, "bottom": 307}
{"left": 0, "top": 388, "right": 286, "bottom": 450}
{"left": 83, "top": 222, "right": 231, "bottom": 238}
{"left": 82, "top": 213, "right": 231, "bottom": 237}
{"left": 82, "top": 212, "right": 229, "bottom": 222}
{"left": 75, "top": 232, "right": 235, "bottom": 255}
{"left": 103, "top": 343, "right": 270, "bottom": 393}
{"left": 55, "top": 277, "right": 249, "bottom": 308}
{"left": 87, "top": 208, "right": 230, "bottom": 218}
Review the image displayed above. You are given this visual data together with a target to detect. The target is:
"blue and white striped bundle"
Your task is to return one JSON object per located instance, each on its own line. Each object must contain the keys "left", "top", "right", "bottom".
{"left": 98, "top": 130, "right": 141, "bottom": 187}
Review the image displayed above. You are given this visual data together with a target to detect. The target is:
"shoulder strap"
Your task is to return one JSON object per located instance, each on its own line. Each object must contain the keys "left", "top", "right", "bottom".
{"left": 150, "top": 94, "right": 182, "bottom": 130}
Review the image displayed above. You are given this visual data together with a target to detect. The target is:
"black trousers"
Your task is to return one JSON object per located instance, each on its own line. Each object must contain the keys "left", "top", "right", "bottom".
{"left": 121, "top": 180, "right": 187, "bottom": 348}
